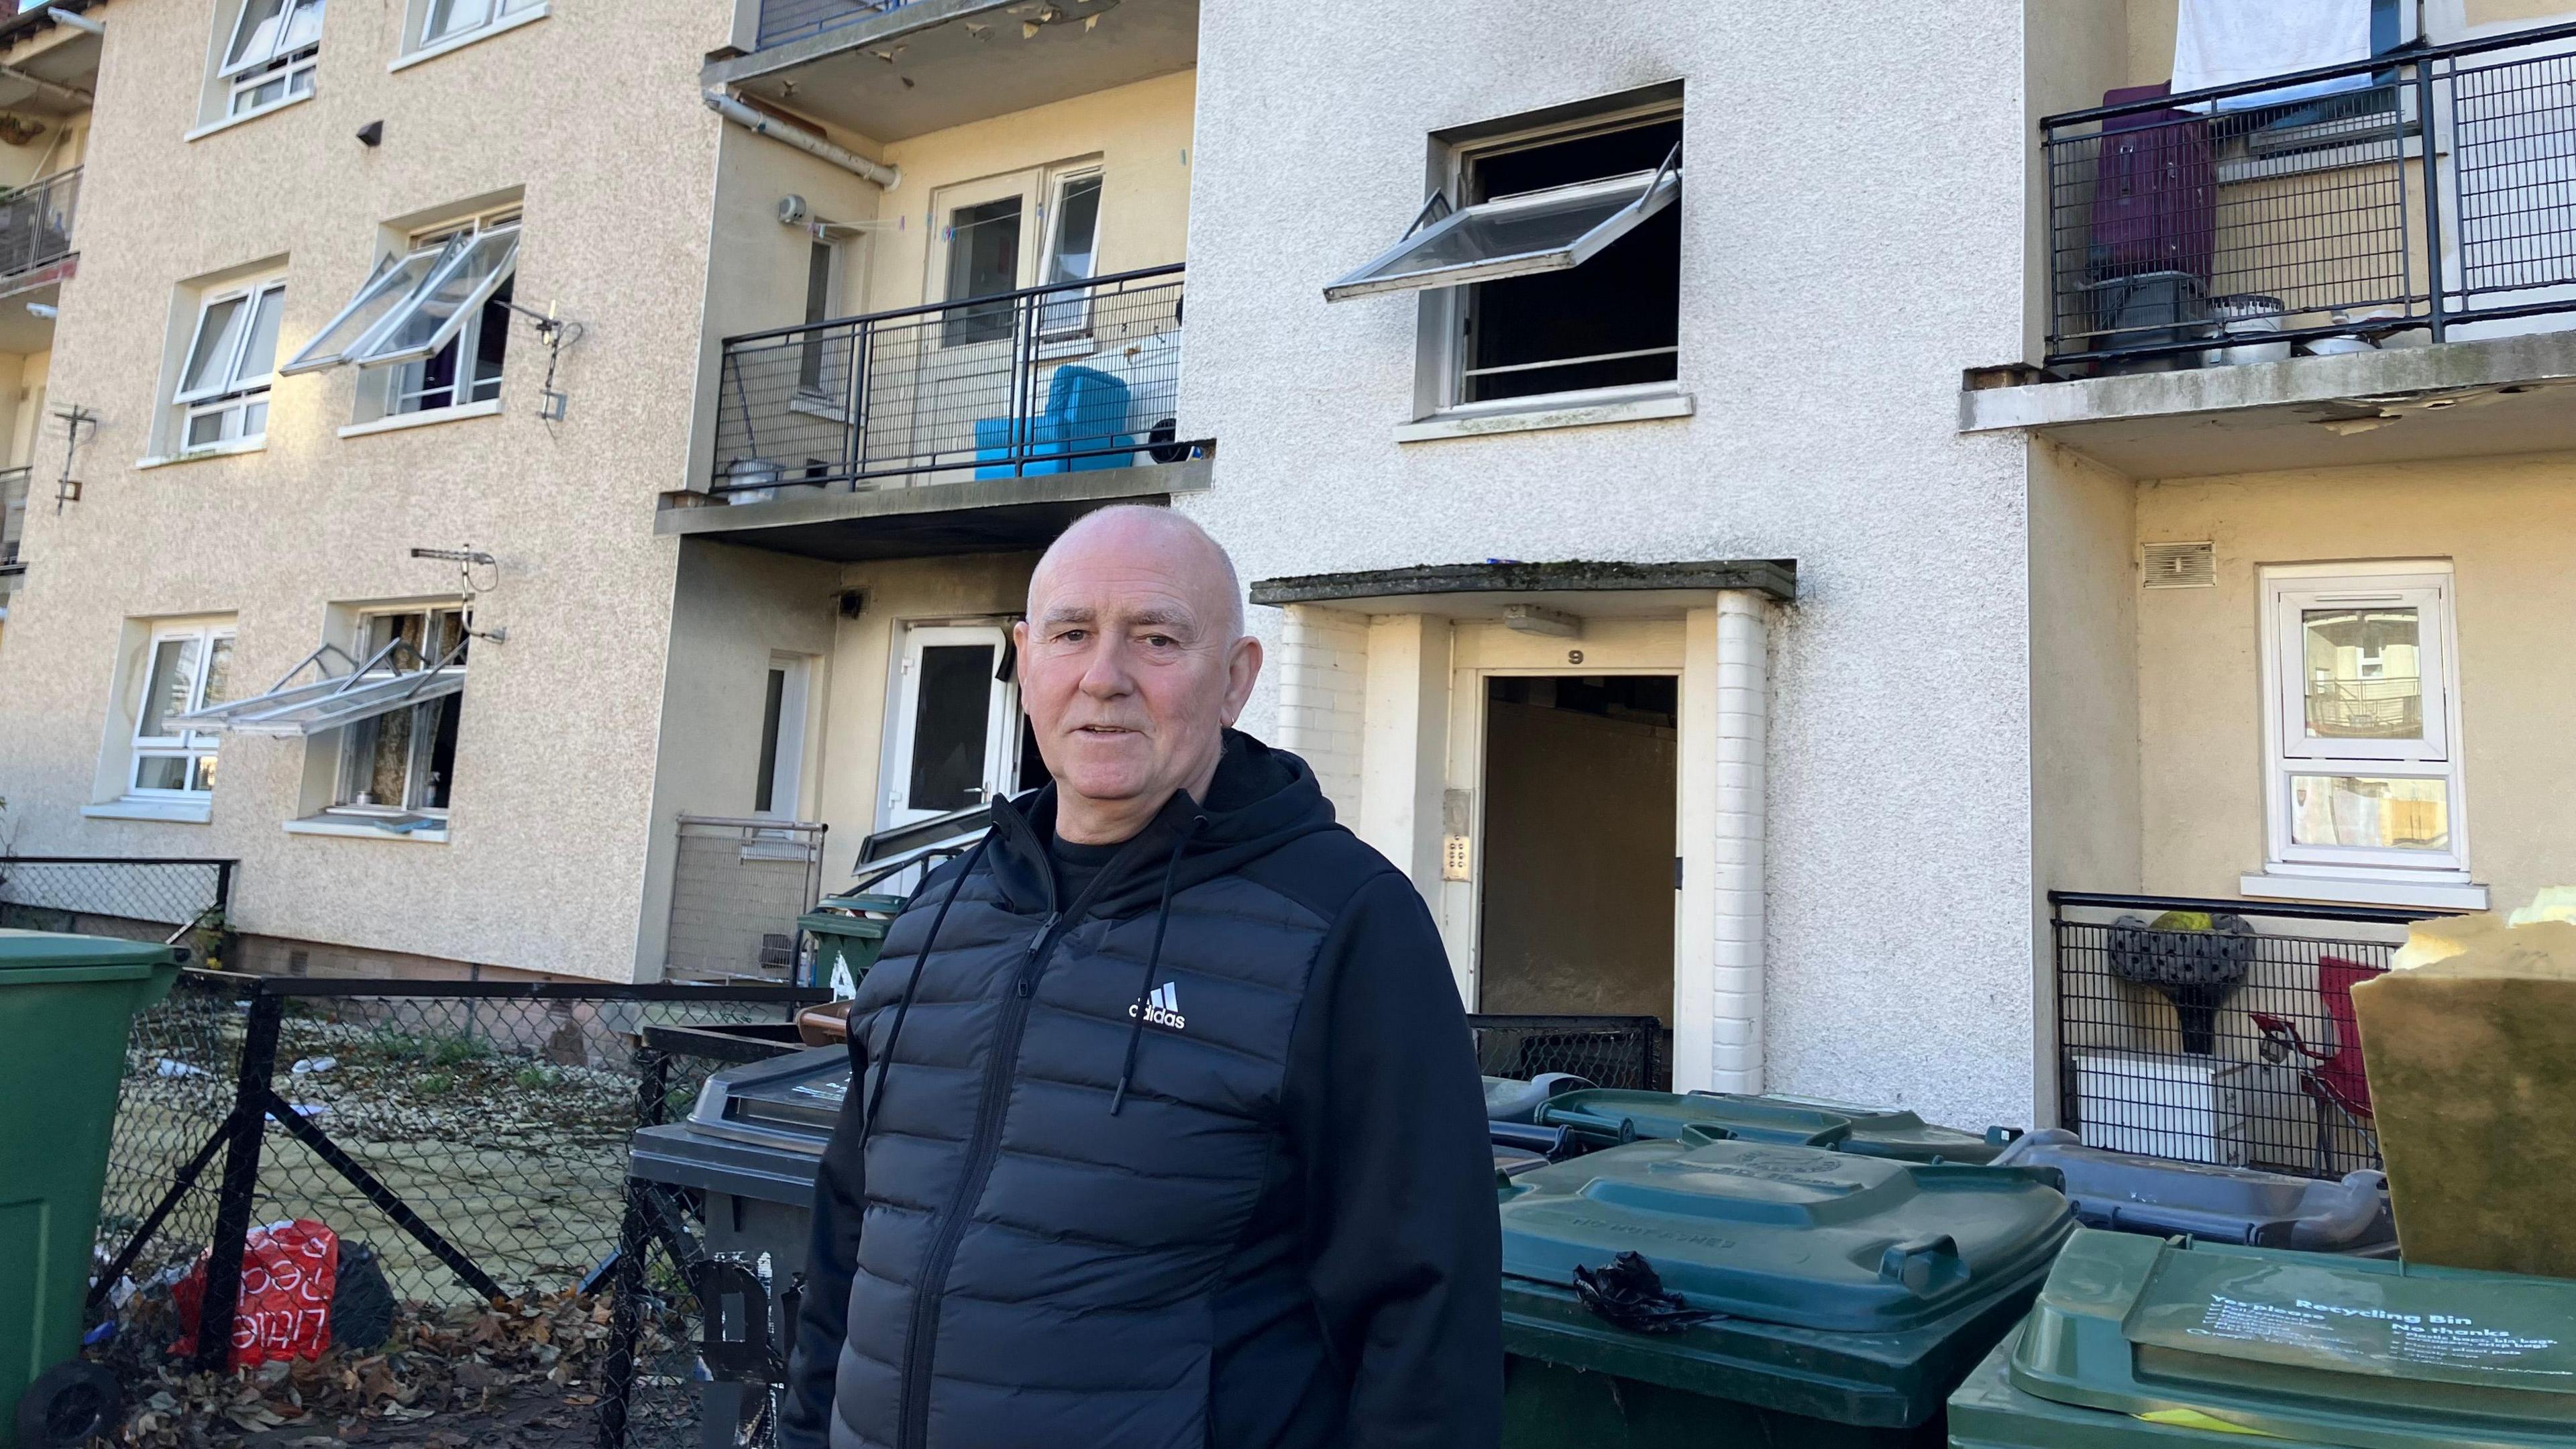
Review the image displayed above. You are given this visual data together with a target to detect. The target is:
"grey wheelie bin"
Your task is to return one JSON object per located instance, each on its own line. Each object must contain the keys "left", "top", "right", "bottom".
{"left": 1498, "top": 1132, "right": 2076, "bottom": 1446}
{"left": 1988, "top": 1128, "right": 2394, "bottom": 1254}
{"left": 1948, "top": 1228, "right": 2576, "bottom": 1447}
{"left": 1536, "top": 1087, "right": 2010, "bottom": 1163}
{"left": 627, "top": 1044, "right": 849, "bottom": 1449}
{"left": 0, "top": 931, "right": 183, "bottom": 1449}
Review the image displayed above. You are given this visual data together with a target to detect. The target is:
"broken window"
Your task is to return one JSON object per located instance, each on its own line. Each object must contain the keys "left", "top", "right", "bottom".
{"left": 281, "top": 211, "right": 520, "bottom": 419}
{"left": 1329, "top": 99, "right": 1683, "bottom": 409}
{"left": 332, "top": 607, "right": 468, "bottom": 822}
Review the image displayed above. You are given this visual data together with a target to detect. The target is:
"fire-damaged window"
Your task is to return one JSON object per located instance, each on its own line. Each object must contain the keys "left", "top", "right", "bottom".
{"left": 1327, "top": 84, "right": 1683, "bottom": 416}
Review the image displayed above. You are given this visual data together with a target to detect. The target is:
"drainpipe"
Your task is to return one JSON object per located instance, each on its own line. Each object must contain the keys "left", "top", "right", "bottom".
{"left": 1709, "top": 590, "right": 1771, "bottom": 1094}
{"left": 46, "top": 8, "right": 105, "bottom": 37}
{"left": 703, "top": 89, "right": 900, "bottom": 191}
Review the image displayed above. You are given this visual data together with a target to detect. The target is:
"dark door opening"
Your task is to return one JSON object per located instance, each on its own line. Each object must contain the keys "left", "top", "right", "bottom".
{"left": 1477, "top": 674, "right": 1677, "bottom": 1086}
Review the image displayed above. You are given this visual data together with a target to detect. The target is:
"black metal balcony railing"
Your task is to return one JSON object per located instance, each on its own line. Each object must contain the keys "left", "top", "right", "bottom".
{"left": 0, "top": 166, "right": 77, "bottom": 283}
{"left": 710, "top": 264, "right": 1195, "bottom": 496}
{"left": 0, "top": 465, "right": 29, "bottom": 574}
{"left": 2049, "top": 891, "right": 2464, "bottom": 1181}
{"left": 755, "top": 0, "right": 911, "bottom": 50}
{"left": 2043, "top": 23, "right": 2576, "bottom": 366}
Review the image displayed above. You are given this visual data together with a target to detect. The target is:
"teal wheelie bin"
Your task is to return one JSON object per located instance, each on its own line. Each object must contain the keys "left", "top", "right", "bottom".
{"left": 1498, "top": 1132, "right": 2076, "bottom": 1446}
{"left": 1949, "top": 1228, "right": 2576, "bottom": 1447}
{"left": 0, "top": 930, "right": 184, "bottom": 1449}
{"left": 1535, "top": 1086, "right": 2011, "bottom": 1163}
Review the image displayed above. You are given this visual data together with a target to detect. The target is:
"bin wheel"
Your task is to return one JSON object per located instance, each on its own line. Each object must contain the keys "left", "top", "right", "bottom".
{"left": 17, "top": 1360, "right": 120, "bottom": 1449}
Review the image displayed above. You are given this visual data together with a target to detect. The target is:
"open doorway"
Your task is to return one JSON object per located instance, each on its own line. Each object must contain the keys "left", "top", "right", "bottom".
{"left": 1477, "top": 674, "right": 1677, "bottom": 1083}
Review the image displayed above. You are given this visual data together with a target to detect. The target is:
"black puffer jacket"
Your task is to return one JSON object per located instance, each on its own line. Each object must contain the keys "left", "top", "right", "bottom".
{"left": 781, "top": 732, "right": 1501, "bottom": 1449}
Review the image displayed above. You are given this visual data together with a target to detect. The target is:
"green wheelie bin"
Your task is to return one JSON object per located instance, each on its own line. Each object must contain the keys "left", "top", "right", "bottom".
{"left": 0, "top": 930, "right": 184, "bottom": 1449}
{"left": 1534, "top": 1086, "right": 2010, "bottom": 1163}
{"left": 1948, "top": 1228, "right": 2576, "bottom": 1448}
{"left": 796, "top": 891, "right": 902, "bottom": 994}
{"left": 1498, "top": 1133, "right": 2076, "bottom": 1446}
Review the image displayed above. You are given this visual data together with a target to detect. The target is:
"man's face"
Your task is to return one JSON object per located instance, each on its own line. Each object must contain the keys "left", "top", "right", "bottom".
{"left": 1016, "top": 522, "right": 1258, "bottom": 815}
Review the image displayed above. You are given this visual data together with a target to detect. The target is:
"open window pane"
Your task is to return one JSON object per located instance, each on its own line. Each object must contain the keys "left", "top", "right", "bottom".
{"left": 421, "top": 0, "right": 496, "bottom": 44}
{"left": 223, "top": 0, "right": 290, "bottom": 74}
{"left": 1040, "top": 173, "right": 1104, "bottom": 337}
{"left": 281, "top": 240, "right": 458, "bottom": 374}
{"left": 347, "top": 227, "right": 519, "bottom": 367}
{"left": 237, "top": 285, "right": 287, "bottom": 388}
{"left": 2290, "top": 775, "right": 2451, "bottom": 852}
{"left": 280, "top": 0, "right": 325, "bottom": 50}
{"left": 179, "top": 297, "right": 248, "bottom": 398}
{"left": 1324, "top": 166, "right": 1679, "bottom": 302}
{"left": 138, "top": 638, "right": 203, "bottom": 741}
{"left": 907, "top": 645, "right": 997, "bottom": 812}
{"left": 2300, "top": 605, "right": 2423, "bottom": 741}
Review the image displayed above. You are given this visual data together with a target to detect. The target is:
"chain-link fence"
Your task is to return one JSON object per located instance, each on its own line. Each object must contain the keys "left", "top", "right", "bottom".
{"left": 0, "top": 855, "right": 235, "bottom": 949}
{"left": 96, "top": 971, "right": 828, "bottom": 1401}
{"left": 1469, "top": 1013, "right": 1665, "bottom": 1091}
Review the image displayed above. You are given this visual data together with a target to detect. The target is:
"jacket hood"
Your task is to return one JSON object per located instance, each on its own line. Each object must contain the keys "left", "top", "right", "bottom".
{"left": 984, "top": 730, "right": 1340, "bottom": 918}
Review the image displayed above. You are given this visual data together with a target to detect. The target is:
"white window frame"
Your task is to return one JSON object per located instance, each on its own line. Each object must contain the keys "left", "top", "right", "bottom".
{"left": 282, "top": 207, "right": 521, "bottom": 421}
{"left": 925, "top": 158, "right": 1104, "bottom": 354}
{"left": 174, "top": 277, "right": 288, "bottom": 453}
{"left": 127, "top": 623, "right": 237, "bottom": 801}
{"left": 754, "top": 652, "right": 812, "bottom": 820}
{"left": 1393, "top": 98, "right": 1684, "bottom": 422}
{"left": 880, "top": 621, "right": 1020, "bottom": 831}
{"left": 1036, "top": 166, "right": 1106, "bottom": 345}
{"left": 412, "top": 0, "right": 543, "bottom": 54}
{"left": 2257, "top": 562, "right": 2469, "bottom": 881}
{"left": 325, "top": 604, "right": 468, "bottom": 822}
{"left": 219, "top": 0, "right": 325, "bottom": 119}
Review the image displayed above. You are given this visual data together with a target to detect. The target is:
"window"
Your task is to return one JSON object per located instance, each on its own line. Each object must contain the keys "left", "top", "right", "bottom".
{"left": 1328, "top": 94, "right": 1683, "bottom": 413}
{"left": 125, "top": 623, "right": 236, "bottom": 799}
{"left": 282, "top": 209, "right": 521, "bottom": 421}
{"left": 754, "top": 653, "right": 810, "bottom": 818}
{"left": 798, "top": 238, "right": 839, "bottom": 394}
{"left": 329, "top": 606, "right": 468, "bottom": 823}
{"left": 883, "top": 623, "right": 1020, "bottom": 829}
{"left": 929, "top": 160, "right": 1106, "bottom": 349}
{"left": 174, "top": 278, "right": 287, "bottom": 451}
{"left": 415, "top": 0, "right": 542, "bottom": 52}
{"left": 219, "top": 0, "right": 323, "bottom": 118}
{"left": 2260, "top": 564, "right": 2466, "bottom": 881}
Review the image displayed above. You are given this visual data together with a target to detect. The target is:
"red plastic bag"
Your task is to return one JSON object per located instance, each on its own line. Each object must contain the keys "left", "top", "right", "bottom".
{"left": 172, "top": 1220, "right": 341, "bottom": 1367}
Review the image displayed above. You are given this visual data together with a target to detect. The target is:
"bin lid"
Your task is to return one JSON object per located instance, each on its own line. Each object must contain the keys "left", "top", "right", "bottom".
{"left": 0, "top": 928, "right": 182, "bottom": 981}
{"left": 684, "top": 1043, "right": 850, "bottom": 1154}
{"left": 797, "top": 911, "right": 890, "bottom": 940}
{"left": 629, "top": 1122, "right": 821, "bottom": 1205}
{"left": 1499, "top": 1137, "right": 2073, "bottom": 1334}
{"left": 1993, "top": 1128, "right": 2393, "bottom": 1252}
{"left": 1483, "top": 1075, "right": 1549, "bottom": 1122}
{"left": 1538, "top": 1087, "right": 2003, "bottom": 1163}
{"left": 2008, "top": 1229, "right": 2576, "bottom": 1448}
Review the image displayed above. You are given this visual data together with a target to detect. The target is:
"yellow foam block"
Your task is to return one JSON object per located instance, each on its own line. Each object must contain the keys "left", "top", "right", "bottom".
{"left": 2352, "top": 913, "right": 2576, "bottom": 1277}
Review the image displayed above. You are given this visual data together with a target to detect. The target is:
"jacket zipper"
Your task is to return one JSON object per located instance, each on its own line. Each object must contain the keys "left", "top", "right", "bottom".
{"left": 895, "top": 837, "right": 1150, "bottom": 1449}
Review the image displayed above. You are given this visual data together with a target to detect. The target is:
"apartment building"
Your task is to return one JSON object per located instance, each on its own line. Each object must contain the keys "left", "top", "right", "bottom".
{"left": 10, "top": 0, "right": 2572, "bottom": 1142}
{"left": 0, "top": 0, "right": 93, "bottom": 654}
{"left": 0, "top": 0, "right": 730, "bottom": 979}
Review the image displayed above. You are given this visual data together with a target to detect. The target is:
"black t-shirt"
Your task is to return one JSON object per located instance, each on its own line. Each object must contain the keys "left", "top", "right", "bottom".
{"left": 1048, "top": 832, "right": 1124, "bottom": 906}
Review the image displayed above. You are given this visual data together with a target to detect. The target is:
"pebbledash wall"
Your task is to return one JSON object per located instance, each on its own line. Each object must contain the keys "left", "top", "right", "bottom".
{"left": 1179, "top": 1, "right": 2071, "bottom": 1130}
{"left": 0, "top": 0, "right": 728, "bottom": 981}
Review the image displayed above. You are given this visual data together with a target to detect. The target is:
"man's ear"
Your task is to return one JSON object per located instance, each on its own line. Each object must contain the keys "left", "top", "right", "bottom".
{"left": 1220, "top": 636, "right": 1263, "bottom": 727}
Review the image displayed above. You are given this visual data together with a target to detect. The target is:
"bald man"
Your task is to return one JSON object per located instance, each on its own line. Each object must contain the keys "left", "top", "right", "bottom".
{"left": 782, "top": 506, "right": 1501, "bottom": 1449}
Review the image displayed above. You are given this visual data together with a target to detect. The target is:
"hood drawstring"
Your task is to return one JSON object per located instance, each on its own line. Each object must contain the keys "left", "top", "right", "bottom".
{"left": 1110, "top": 814, "right": 1203, "bottom": 1116}
{"left": 858, "top": 835, "right": 991, "bottom": 1150}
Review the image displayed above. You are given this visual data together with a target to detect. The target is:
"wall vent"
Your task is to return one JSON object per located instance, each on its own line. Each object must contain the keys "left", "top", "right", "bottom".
{"left": 2141, "top": 541, "right": 2217, "bottom": 589}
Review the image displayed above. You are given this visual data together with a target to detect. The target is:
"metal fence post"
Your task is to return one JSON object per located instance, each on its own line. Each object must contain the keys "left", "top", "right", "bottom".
{"left": 194, "top": 987, "right": 284, "bottom": 1373}
{"left": 2416, "top": 56, "right": 2450, "bottom": 344}
{"left": 596, "top": 1046, "right": 673, "bottom": 1449}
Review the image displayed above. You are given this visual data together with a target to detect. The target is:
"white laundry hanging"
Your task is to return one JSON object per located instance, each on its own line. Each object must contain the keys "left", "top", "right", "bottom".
{"left": 2171, "top": 0, "right": 2375, "bottom": 111}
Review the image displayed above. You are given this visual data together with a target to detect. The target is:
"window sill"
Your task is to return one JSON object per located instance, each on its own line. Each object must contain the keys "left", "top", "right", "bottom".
{"left": 388, "top": 5, "right": 547, "bottom": 72}
{"left": 787, "top": 393, "right": 849, "bottom": 425}
{"left": 2239, "top": 871, "right": 2488, "bottom": 912}
{"left": 137, "top": 437, "right": 269, "bottom": 470}
{"left": 285, "top": 816, "right": 451, "bottom": 844}
{"left": 337, "top": 397, "right": 504, "bottom": 440}
{"left": 1395, "top": 386, "right": 1694, "bottom": 443}
{"left": 184, "top": 91, "right": 316, "bottom": 143}
{"left": 81, "top": 799, "right": 213, "bottom": 824}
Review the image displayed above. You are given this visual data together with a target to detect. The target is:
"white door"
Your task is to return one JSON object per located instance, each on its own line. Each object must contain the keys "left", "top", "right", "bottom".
{"left": 883, "top": 623, "right": 1020, "bottom": 829}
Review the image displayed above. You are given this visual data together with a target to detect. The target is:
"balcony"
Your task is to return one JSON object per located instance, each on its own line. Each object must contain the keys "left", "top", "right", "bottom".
{"left": 1968, "top": 23, "right": 2576, "bottom": 476}
{"left": 0, "top": 165, "right": 76, "bottom": 290}
{"left": 1, "top": 465, "right": 28, "bottom": 593}
{"left": 662, "top": 264, "right": 1208, "bottom": 560}
{"left": 707, "top": 0, "right": 1199, "bottom": 142}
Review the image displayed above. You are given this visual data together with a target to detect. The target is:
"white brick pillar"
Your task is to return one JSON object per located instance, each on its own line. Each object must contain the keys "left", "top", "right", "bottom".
{"left": 1275, "top": 604, "right": 1368, "bottom": 815}
{"left": 1676, "top": 592, "right": 1772, "bottom": 1093}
